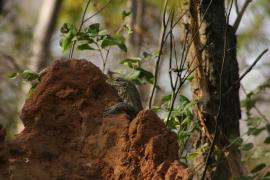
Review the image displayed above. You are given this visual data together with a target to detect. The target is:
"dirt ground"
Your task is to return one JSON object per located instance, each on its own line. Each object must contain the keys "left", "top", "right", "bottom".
{"left": 0, "top": 59, "right": 191, "bottom": 179}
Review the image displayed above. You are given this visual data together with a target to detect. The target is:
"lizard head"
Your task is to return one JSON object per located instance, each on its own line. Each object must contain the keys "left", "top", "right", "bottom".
{"left": 106, "top": 77, "right": 129, "bottom": 88}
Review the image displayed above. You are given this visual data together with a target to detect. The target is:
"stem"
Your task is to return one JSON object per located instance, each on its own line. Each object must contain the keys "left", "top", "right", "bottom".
{"left": 148, "top": 0, "right": 169, "bottom": 109}
{"left": 69, "top": 0, "right": 92, "bottom": 59}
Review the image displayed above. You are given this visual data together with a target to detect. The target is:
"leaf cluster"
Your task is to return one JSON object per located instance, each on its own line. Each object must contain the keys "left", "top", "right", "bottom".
{"left": 60, "top": 22, "right": 127, "bottom": 52}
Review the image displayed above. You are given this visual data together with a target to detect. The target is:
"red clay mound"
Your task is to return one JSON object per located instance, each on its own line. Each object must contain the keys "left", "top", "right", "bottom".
{"left": 0, "top": 59, "right": 191, "bottom": 179}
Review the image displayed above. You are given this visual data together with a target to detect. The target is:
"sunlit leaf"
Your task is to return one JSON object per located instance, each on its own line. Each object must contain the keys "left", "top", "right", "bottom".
{"left": 120, "top": 57, "right": 141, "bottom": 68}
{"left": 21, "top": 70, "right": 39, "bottom": 81}
{"left": 101, "top": 34, "right": 127, "bottom": 52}
{"left": 187, "top": 75, "right": 194, "bottom": 81}
{"left": 123, "top": 24, "right": 133, "bottom": 34}
{"left": 152, "top": 106, "right": 161, "bottom": 112}
{"left": 59, "top": 23, "right": 77, "bottom": 51}
{"left": 186, "top": 152, "right": 199, "bottom": 161}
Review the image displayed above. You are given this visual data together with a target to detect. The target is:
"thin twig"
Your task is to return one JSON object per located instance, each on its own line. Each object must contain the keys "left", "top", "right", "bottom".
{"left": 69, "top": 0, "right": 113, "bottom": 59}
{"left": 83, "top": 0, "right": 112, "bottom": 23}
{"left": 234, "top": 0, "right": 240, "bottom": 15}
{"left": 169, "top": 10, "right": 175, "bottom": 92}
{"left": 233, "top": 0, "right": 252, "bottom": 32}
{"left": 148, "top": 0, "right": 169, "bottom": 109}
{"left": 223, "top": 49, "right": 268, "bottom": 97}
{"left": 69, "top": 0, "right": 92, "bottom": 59}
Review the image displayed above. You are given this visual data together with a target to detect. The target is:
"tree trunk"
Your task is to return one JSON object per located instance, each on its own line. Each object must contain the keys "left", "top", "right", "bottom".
{"left": 30, "top": 0, "right": 62, "bottom": 72}
{"left": 180, "top": 0, "right": 246, "bottom": 178}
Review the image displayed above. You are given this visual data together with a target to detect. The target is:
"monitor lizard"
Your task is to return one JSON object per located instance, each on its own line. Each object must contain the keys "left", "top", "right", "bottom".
{"left": 104, "top": 77, "right": 143, "bottom": 120}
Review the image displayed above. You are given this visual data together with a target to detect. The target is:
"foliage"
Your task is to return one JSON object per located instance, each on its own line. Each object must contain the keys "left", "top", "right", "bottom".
{"left": 117, "top": 56, "right": 155, "bottom": 85}
{"left": 238, "top": 78, "right": 270, "bottom": 178}
{"left": 153, "top": 93, "right": 198, "bottom": 160}
{"left": 60, "top": 22, "right": 127, "bottom": 53}
{"left": 9, "top": 70, "right": 39, "bottom": 95}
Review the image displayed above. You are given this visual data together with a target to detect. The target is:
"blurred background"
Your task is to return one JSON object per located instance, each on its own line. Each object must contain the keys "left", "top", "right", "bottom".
{"left": 0, "top": 0, "right": 270, "bottom": 170}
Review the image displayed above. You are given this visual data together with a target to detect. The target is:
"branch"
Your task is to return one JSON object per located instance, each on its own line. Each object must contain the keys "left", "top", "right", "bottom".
{"left": 233, "top": 0, "right": 252, "bottom": 32}
{"left": 69, "top": 0, "right": 113, "bottom": 59}
{"left": 148, "top": 0, "right": 169, "bottom": 109}
{"left": 234, "top": 0, "right": 240, "bottom": 16}
{"left": 69, "top": 0, "right": 92, "bottom": 59}
{"left": 83, "top": 0, "right": 112, "bottom": 23}
{"left": 223, "top": 49, "right": 268, "bottom": 97}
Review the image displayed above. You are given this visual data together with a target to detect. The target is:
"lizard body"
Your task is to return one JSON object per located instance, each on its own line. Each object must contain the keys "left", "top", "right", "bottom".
{"left": 104, "top": 77, "right": 143, "bottom": 120}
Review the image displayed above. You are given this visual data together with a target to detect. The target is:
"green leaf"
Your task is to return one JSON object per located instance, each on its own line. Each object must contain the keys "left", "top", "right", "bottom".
{"left": 240, "top": 143, "right": 253, "bottom": 151}
{"left": 179, "top": 95, "right": 190, "bottom": 105}
{"left": 122, "top": 10, "right": 131, "bottom": 19}
{"left": 59, "top": 23, "right": 77, "bottom": 51}
{"left": 28, "top": 83, "right": 38, "bottom": 96}
{"left": 87, "top": 23, "right": 100, "bottom": 35}
{"left": 187, "top": 75, "right": 194, "bottom": 81}
{"left": 264, "top": 136, "right": 270, "bottom": 144}
{"left": 138, "top": 68, "right": 154, "bottom": 84}
{"left": 242, "top": 98, "right": 256, "bottom": 111}
{"left": 60, "top": 23, "right": 76, "bottom": 34}
{"left": 21, "top": 70, "right": 39, "bottom": 81}
{"left": 123, "top": 69, "right": 141, "bottom": 82}
{"left": 186, "top": 152, "right": 199, "bottom": 161}
{"left": 60, "top": 33, "right": 76, "bottom": 51}
{"left": 251, "top": 163, "right": 266, "bottom": 173}
{"left": 152, "top": 106, "right": 161, "bottom": 112}
{"left": 76, "top": 32, "right": 94, "bottom": 43}
{"left": 123, "top": 24, "right": 133, "bottom": 34}
{"left": 77, "top": 43, "right": 96, "bottom": 51}
{"left": 9, "top": 72, "right": 18, "bottom": 79}
{"left": 162, "top": 94, "right": 172, "bottom": 102}
{"left": 120, "top": 57, "right": 141, "bottom": 68}
{"left": 101, "top": 34, "right": 127, "bottom": 52}
{"left": 252, "top": 127, "right": 265, "bottom": 136}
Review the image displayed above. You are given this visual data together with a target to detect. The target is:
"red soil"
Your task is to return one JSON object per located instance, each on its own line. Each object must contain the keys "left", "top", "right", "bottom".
{"left": 0, "top": 59, "right": 191, "bottom": 179}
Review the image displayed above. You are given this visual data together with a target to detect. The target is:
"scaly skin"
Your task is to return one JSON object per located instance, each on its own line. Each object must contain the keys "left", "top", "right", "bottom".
{"left": 104, "top": 77, "right": 143, "bottom": 120}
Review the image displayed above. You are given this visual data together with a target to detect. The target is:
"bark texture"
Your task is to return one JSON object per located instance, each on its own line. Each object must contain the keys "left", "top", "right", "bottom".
{"left": 181, "top": 0, "right": 244, "bottom": 178}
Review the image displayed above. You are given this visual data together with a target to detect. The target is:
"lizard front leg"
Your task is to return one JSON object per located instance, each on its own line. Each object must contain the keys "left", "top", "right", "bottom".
{"left": 103, "top": 102, "right": 139, "bottom": 120}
